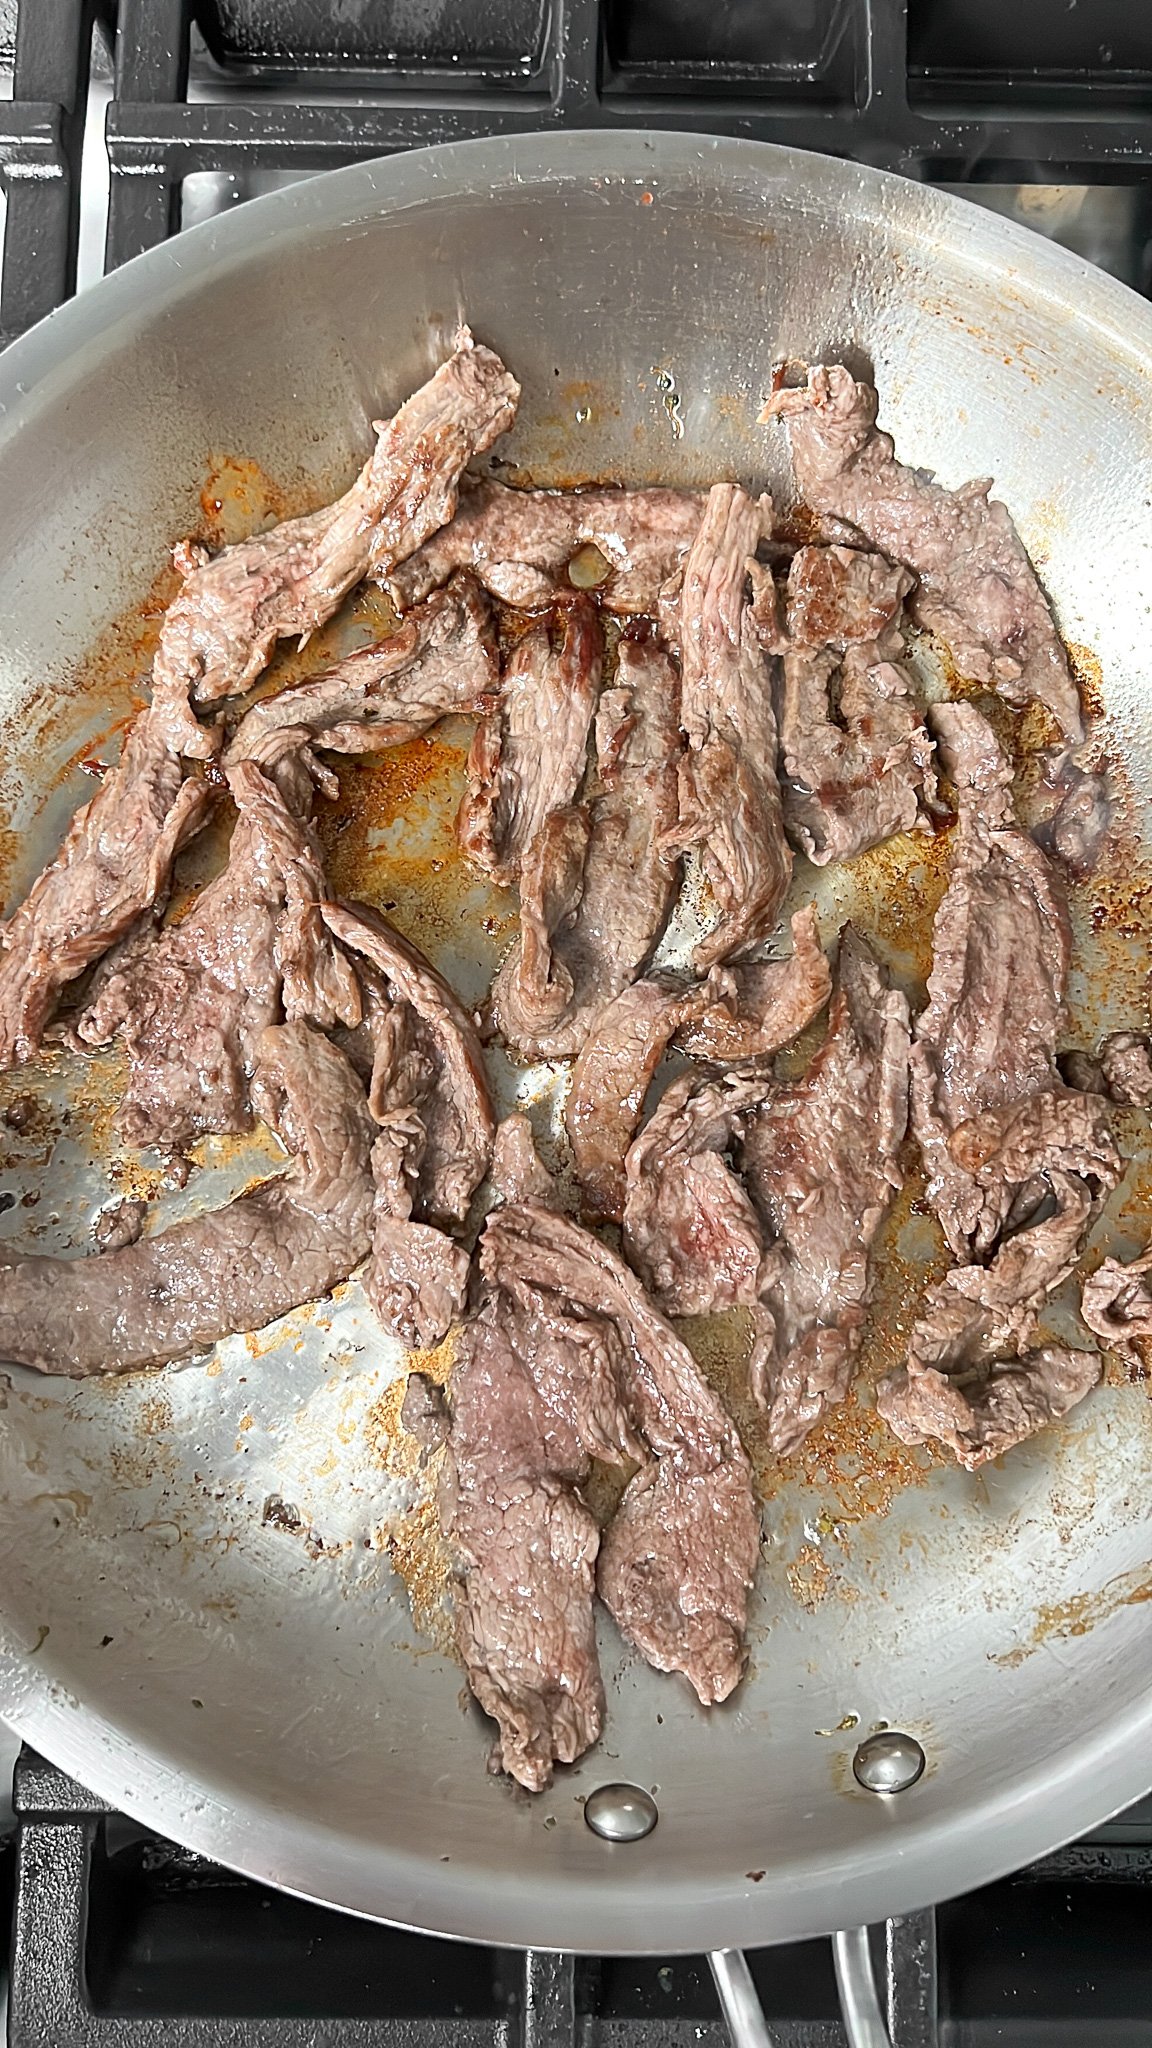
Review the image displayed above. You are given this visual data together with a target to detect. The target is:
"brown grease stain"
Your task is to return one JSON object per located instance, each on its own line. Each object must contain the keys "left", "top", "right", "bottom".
{"left": 363, "top": 1345, "right": 457, "bottom": 1652}
{"left": 995, "top": 1562, "right": 1152, "bottom": 1667}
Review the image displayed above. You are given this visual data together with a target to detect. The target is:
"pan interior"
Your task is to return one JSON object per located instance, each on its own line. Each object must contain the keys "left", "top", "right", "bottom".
{"left": 1, "top": 136, "right": 1151, "bottom": 1955}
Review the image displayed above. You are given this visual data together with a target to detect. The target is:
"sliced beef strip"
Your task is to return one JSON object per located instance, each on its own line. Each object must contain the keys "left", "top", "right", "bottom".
{"left": 489, "top": 634, "right": 682, "bottom": 1061}
{"left": 1081, "top": 1246, "right": 1152, "bottom": 1364}
{"left": 739, "top": 928, "right": 911, "bottom": 1454}
{"left": 458, "top": 596, "right": 601, "bottom": 885}
{"left": 1035, "top": 763, "right": 1113, "bottom": 879}
{"left": 77, "top": 759, "right": 360, "bottom": 1154}
{"left": 0, "top": 340, "right": 514, "bottom": 1070}
{"left": 763, "top": 365, "right": 1083, "bottom": 742}
{"left": 487, "top": 805, "right": 591, "bottom": 1052}
{"left": 489, "top": 1113, "right": 558, "bottom": 1207}
{"left": 481, "top": 1201, "right": 759, "bottom": 1706}
{"left": 225, "top": 573, "right": 497, "bottom": 810}
{"left": 878, "top": 1341, "right": 1099, "bottom": 1472}
{"left": 565, "top": 975, "right": 727, "bottom": 1223}
{"left": 675, "top": 906, "right": 831, "bottom": 1067}
{"left": 623, "top": 1070, "right": 769, "bottom": 1317}
{"left": 322, "top": 899, "right": 495, "bottom": 1225}
{"left": 776, "top": 545, "right": 936, "bottom": 865}
{"left": 387, "top": 475, "right": 705, "bottom": 615}
{"left": 663, "top": 484, "right": 792, "bottom": 970}
{"left": 1058, "top": 1034, "right": 1152, "bottom": 1111}
{"left": 910, "top": 701, "right": 1071, "bottom": 1259}
{"left": 177, "top": 332, "right": 517, "bottom": 711}
{"left": 0, "top": 1022, "right": 376, "bottom": 1376}
{"left": 0, "top": 700, "right": 214, "bottom": 1069}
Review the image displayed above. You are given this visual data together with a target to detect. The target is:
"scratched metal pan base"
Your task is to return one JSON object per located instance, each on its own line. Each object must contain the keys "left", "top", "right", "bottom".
{"left": 2, "top": 134, "right": 1152, "bottom": 1958}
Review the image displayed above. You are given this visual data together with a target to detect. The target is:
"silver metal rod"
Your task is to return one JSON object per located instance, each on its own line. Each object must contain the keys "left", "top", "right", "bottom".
{"left": 522, "top": 1949, "right": 576, "bottom": 2048}
{"left": 833, "top": 1927, "right": 893, "bottom": 2048}
{"left": 708, "top": 1948, "right": 780, "bottom": 2048}
{"left": 884, "top": 1909, "right": 939, "bottom": 2047}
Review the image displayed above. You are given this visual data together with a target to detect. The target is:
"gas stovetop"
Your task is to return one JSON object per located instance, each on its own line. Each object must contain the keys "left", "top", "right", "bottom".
{"left": 3, "top": 3, "right": 1152, "bottom": 2043}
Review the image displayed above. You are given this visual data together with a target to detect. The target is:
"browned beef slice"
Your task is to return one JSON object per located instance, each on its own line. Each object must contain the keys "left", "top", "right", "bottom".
{"left": 1099, "top": 1033, "right": 1152, "bottom": 1109}
{"left": 490, "top": 633, "right": 682, "bottom": 1060}
{"left": 777, "top": 545, "right": 936, "bottom": 865}
{"left": 176, "top": 333, "right": 517, "bottom": 710}
{"left": 369, "top": 1212, "right": 470, "bottom": 1353}
{"left": 0, "top": 1023, "right": 375, "bottom": 1376}
{"left": 911, "top": 701, "right": 1071, "bottom": 1258}
{"left": 481, "top": 1202, "right": 758, "bottom": 1705}
{"left": 664, "top": 484, "right": 791, "bottom": 970}
{"left": 623, "top": 1071, "right": 769, "bottom": 1317}
{"left": 0, "top": 700, "right": 213, "bottom": 1068}
{"left": 1036, "top": 763, "right": 1113, "bottom": 878}
{"left": 878, "top": 1342, "right": 1098, "bottom": 1471}
{"left": 388, "top": 475, "right": 705, "bottom": 615}
{"left": 739, "top": 928, "right": 910, "bottom": 1454}
{"left": 1081, "top": 1246, "right": 1152, "bottom": 1362}
{"left": 565, "top": 975, "right": 726, "bottom": 1222}
{"left": 442, "top": 1282, "right": 641, "bottom": 1790}
{"left": 78, "top": 760, "right": 360, "bottom": 1153}
{"left": 490, "top": 1113, "right": 558, "bottom": 1207}
{"left": 225, "top": 574, "right": 497, "bottom": 808}
{"left": 323, "top": 899, "right": 495, "bottom": 1226}
{"left": 459, "top": 597, "right": 602, "bottom": 886}
{"left": 675, "top": 906, "right": 831, "bottom": 1066}
{"left": 763, "top": 365, "right": 1083, "bottom": 742}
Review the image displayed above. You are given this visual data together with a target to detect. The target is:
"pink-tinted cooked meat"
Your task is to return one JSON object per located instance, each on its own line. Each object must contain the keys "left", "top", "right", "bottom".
{"left": 78, "top": 759, "right": 360, "bottom": 1153}
{"left": 226, "top": 573, "right": 497, "bottom": 808}
{"left": 775, "top": 545, "right": 936, "bottom": 865}
{"left": 459, "top": 596, "right": 601, "bottom": 886}
{"left": 675, "top": 906, "right": 831, "bottom": 1067}
{"left": 1065, "top": 1031, "right": 1152, "bottom": 1110}
{"left": 664, "top": 484, "right": 791, "bottom": 970}
{"left": 0, "top": 1023, "right": 376, "bottom": 1376}
{"left": 323, "top": 900, "right": 494, "bottom": 1350}
{"left": 178, "top": 332, "right": 517, "bottom": 709}
{"left": 763, "top": 365, "right": 1083, "bottom": 741}
{"left": 1080, "top": 1246, "right": 1152, "bottom": 1366}
{"left": 740, "top": 929, "right": 910, "bottom": 1453}
{"left": 489, "top": 632, "right": 682, "bottom": 1059}
{"left": 388, "top": 475, "right": 704, "bottom": 615}
{"left": 481, "top": 1201, "right": 759, "bottom": 1707}
{"left": 911, "top": 701, "right": 1072, "bottom": 1259}
{"left": 624, "top": 1071, "right": 769, "bottom": 1318}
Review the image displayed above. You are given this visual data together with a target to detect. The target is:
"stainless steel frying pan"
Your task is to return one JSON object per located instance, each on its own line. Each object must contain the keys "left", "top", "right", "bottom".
{"left": 2, "top": 137, "right": 1152, "bottom": 2022}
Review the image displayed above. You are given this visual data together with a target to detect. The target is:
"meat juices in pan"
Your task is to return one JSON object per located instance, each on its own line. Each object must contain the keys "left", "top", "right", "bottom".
{"left": 4, "top": 334, "right": 1140, "bottom": 1788}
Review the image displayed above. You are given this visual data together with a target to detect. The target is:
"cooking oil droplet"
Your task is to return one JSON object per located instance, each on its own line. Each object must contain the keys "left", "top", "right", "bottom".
{"left": 650, "top": 366, "right": 684, "bottom": 440}
{"left": 575, "top": 404, "right": 592, "bottom": 424}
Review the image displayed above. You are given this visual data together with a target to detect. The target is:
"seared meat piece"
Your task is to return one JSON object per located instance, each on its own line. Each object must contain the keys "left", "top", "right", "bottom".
{"left": 0, "top": 339, "right": 514, "bottom": 1068}
{"left": 442, "top": 1281, "right": 640, "bottom": 1791}
{"left": 1081, "top": 1246, "right": 1152, "bottom": 1364}
{"left": 387, "top": 475, "right": 705, "bottom": 615}
{"left": 490, "top": 1112, "right": 558, "bottom": 1207}
{"left": 911, "top": 702, "right": 1071, "bottom": 1258}
{"left": 777, "top": 546, "right": 936, "bottom": 865}
{"left": 623, "top": 1071, "right": 768, "bottom": 1317}
{"left": 481, "top": 1201, "right": 758, "bottom": 1705}
{"left": 179, "top": 332, "right": 517, "bottom": 710}
{"left": 0, "top": 1023, "right": 376, "bottom": 1375}
{"left": 740, "top": 929, "right": 910, "bottom": 1453}
{"left": 1100, "top": 1032, "right": 1152, "bottom": 1109}
{"left": 878, "top": 1339, "right": 1099, "bottom": 1471}
{"left": 226, "top": 574, "right": 497, "bottom": 809}
{"left": 1036, "top": 763, "right": 1113, "bottom": 878}
{"left": 459, "top": 596, "right": 601, "bottom": 886}
{"left": 78, "top": 760, "right": 360, "bottom": 1153}
{"left": 675, "top": 906, "right": 831, "bottom": 1067}
{"left": 0, "top": 697, "right": 213, "bottom": 1068}
{"left": 322, "top": 899, "right": 493, "bottom": 1350}
{"left": 92, "top": 1199, "right": 146, "bottom": 1253}
{"left": 565, "top": 976, "right": 725, "bottom": 1222}
{"left": 946, "top": 1087, "right": 1120, "bottom": 1203}
{"left": 664, "top": 484, "right": 791, "bottom": 969}
{"left": 763, "top": 365, "right": 1083, "bottom": 742}
{"left": 489, "top": 634, "right": 681, "bottom": 1060}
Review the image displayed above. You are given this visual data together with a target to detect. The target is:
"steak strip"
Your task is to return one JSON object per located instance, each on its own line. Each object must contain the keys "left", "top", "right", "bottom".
{"left": 489, "top": 632, "right": 682, "bottom": 1060}
{"left": 663, "top": 484, "right": 791, "bottom": 970}
{"left": 1081, "top": 1246, "right": 1152, "bottom": 1365}
{"left": 763, "top": 365, "right": 1082, "bottom": 742}
{"left": 0, "top": 1022, "right": 375, "bottom": 1376}
{"left": 388, "top": 475, "right": 705, "bottom": 615}
{"left": 77, "top": 759, "right": 361, "bottom": 1154}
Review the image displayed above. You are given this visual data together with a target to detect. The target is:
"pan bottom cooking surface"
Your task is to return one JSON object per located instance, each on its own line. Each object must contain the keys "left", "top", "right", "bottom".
{"left": 4, "top": 1745, "right": 1152, "bottom": 2046}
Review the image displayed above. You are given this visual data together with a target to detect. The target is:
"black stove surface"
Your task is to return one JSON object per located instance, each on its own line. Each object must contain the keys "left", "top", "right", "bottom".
{"left": 3, "top": 1749, "right": 1152, "bottom": 2045}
